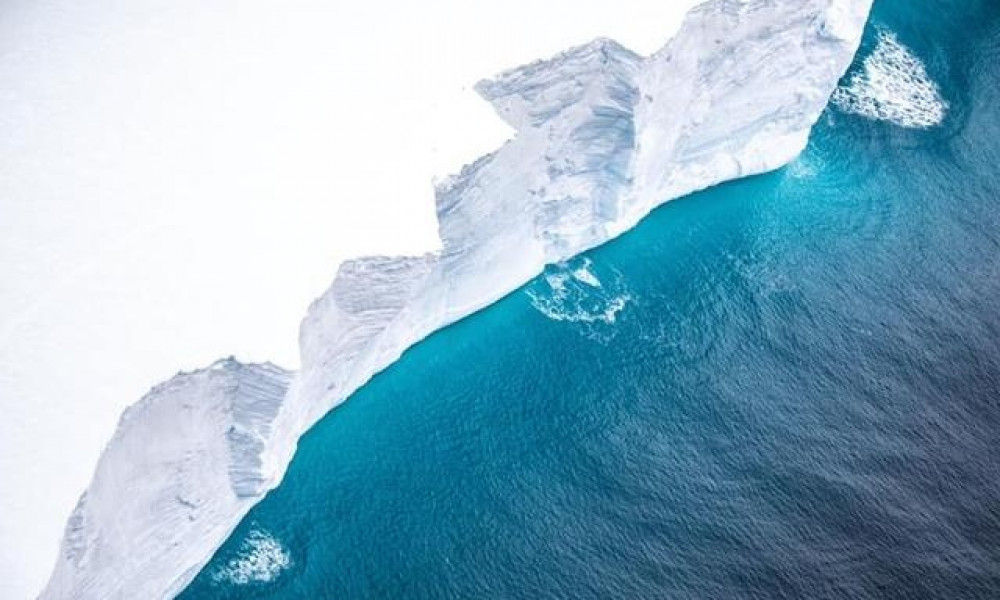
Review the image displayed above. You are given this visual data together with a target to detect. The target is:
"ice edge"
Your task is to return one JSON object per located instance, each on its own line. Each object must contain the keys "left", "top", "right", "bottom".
{"left": 41, "top": 1, "right": 873, "bottom": 598}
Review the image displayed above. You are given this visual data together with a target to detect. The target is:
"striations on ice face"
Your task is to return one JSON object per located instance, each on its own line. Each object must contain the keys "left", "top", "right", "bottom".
{"left": 279, "top": 254, "right": 439, "bottom": 441}
{"left": 41, "top": 360, "right": 291, "bottom": 600}
{"left": 628, "top": 0, "right": 874, "bottom": 222}
{"left": 43, "top": 1, "right": 874, "bottom": 598}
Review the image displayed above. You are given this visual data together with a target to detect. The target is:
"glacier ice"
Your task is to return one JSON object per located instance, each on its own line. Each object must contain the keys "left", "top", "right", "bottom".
{"left": 42, "top": 0, "right": 874, "bottom": 598}
{"left": 41, "top": 359, "right": 291, "bottom": 599}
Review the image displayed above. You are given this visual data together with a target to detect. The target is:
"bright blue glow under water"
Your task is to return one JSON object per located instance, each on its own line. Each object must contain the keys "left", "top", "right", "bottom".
{"left": 182, "top": 2, "right": 1000, "bottom": 597}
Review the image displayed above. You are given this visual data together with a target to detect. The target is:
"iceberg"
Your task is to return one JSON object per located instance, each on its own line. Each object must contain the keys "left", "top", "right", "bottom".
{"left": 41, "top": 359, "right": 291, "bottom": 599}
{"left": 41, "top": 0, "right": 873, "bottom": 597}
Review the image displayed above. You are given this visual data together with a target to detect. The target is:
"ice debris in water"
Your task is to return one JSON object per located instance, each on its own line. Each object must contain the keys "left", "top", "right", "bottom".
{"left": 527, "top": 257, "right": 631, "bottom": 328}
{"left": 212, "top": 529, "right": 291, "bottom": 586}
{"left": 832, "top": 29, "right": 947, "bottom": 128}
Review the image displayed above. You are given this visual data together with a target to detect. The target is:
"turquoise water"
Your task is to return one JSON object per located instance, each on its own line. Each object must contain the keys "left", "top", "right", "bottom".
{"left": 182, "top": 1, "right": 1000, "bottom": 598}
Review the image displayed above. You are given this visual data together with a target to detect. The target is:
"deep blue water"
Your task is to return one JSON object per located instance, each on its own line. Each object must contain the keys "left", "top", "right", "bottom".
{"left": 182, "top": 1, "right": 1000, "bottom": 598}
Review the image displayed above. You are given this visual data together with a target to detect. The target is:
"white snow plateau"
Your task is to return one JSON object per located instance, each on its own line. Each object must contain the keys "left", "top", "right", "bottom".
{"left": 41, "top": 0, "right": 874, "bottom": 597}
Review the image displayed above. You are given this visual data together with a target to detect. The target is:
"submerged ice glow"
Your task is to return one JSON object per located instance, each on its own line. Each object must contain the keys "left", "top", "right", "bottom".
{"left": 526, "top": 258, "right": 632, "bottom": 326}
{"left": 182, "top": 0, "right": 1000, "bottom": 598}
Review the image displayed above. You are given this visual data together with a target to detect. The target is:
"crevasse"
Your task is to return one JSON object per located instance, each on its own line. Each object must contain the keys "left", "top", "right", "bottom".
{"left": 41, "top": 1, "right": 873, "bottom": 598}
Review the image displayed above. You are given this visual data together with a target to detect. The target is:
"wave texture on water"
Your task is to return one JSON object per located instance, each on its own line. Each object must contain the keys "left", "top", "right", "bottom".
{"left": 40, "top": 2, "right": 876, "bottom": 598}
{"left": 181, "top": 1, "right": 1000, "bottom": 599}
{"left": 527, "top": 258, "right": 632, "bottom": 323}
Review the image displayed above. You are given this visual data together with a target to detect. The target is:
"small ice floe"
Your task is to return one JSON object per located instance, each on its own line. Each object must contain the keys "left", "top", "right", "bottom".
{"left": 212, "top": 529, "right": 291, "bottom": 586}
{"left": 831, "top": 28, "right": 947, "bottom": 128}
{"left": 526, "top": 257, "right": 631, "bottom": 338}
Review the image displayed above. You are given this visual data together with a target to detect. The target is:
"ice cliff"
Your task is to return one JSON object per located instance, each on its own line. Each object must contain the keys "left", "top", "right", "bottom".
{"left": 42, "top": 0, "right": 873, "bottom": 597}
{"left": 41, "top": 360, "right": 291, "bottom": 599}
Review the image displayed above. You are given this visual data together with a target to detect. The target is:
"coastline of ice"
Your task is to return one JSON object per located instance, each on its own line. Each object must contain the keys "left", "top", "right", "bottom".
{"left": 41, "top": 359, "right": 291, "bottom": 599}
{"left": 41, "top": 1, "right": 874, "bottom": 598}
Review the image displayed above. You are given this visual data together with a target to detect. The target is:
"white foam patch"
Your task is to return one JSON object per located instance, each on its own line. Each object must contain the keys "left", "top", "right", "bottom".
{"left": 211, "top": 529, "right": 291, "bottom": 586}
{"left": 784, "top": 152, "right": 823, "bottom": 179}
{"left": 526, "top": 258, "right": 631, "bottom": 328}
{"left": 832, "top": 29, "right": 947, "bottom": 128}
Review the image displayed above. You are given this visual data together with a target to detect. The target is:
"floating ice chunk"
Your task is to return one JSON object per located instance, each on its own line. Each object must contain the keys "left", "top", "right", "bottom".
{"left": 572, "top": 259, "right": 603, "bottom": 288}
{"left": 832, "top": 29, "right": 948, "bottom": 128}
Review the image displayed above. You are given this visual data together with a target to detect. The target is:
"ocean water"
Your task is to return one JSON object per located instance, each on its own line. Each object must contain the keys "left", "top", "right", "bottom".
{"left": 181, "top": 1, "right": 1000, "bottom": 598}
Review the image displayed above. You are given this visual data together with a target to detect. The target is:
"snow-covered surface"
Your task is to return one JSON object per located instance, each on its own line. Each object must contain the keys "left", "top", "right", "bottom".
{"left": 41, "top": 360, "right": 291, "bottom": 599}
{"left": 832, "top": 28, "right": 948, "bottom": 128}
{"left": 42, "top": 0, "right": 873, "bottom": 597}
{"left": 0, "top": 2, "right": 696, "bottom": 596}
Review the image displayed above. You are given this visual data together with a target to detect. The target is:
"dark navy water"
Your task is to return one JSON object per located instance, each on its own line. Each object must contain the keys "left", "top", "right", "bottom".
{"left": 182, "top": 1, "right": 1000, "bottom": 598}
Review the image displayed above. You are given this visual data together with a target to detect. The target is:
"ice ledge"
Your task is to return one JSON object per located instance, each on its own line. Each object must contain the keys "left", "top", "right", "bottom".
{"left": 41, "top": 360, "right": 292, "bottom": 599}
{"left": 43, "top": 1, "right": 873, "bottom": 598}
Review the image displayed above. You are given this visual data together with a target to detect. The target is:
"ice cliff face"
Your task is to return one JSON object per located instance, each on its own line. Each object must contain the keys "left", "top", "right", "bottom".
{"left": 41, "top": 360, "right": 291, "bottom": 599}
{"left": 43, "top": 1, "right": 873, "bottom": 598}
{"left": 629, "top": 0, "right": 874, "bottom": 219}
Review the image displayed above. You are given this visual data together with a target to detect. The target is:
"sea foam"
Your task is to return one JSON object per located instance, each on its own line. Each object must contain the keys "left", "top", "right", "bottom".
{"left": 832, "top": 29, "right": 948, "bottom": 128}
{"left": 527, "top": 258, "right": 632, "bottom": 328}
{"left": 211, "top": 529, "right": 291, "bottom": 586}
